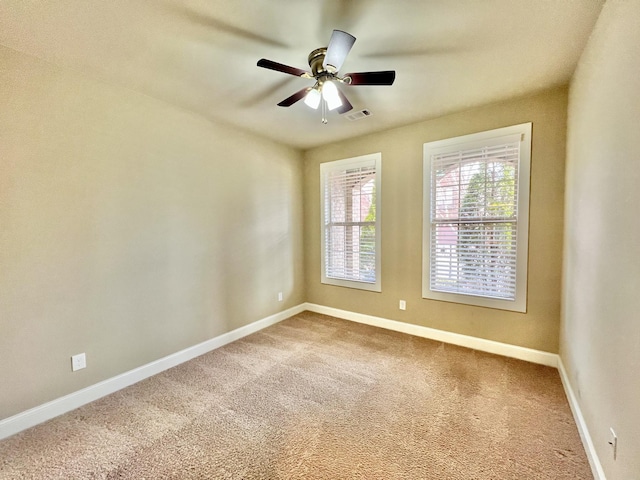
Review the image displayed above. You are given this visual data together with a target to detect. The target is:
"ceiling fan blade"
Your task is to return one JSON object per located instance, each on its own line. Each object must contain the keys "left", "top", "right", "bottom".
{"left": 166, "top": 5, "right": 289, "bottom": 49}
{"left": 241, "top": 78, "right": 296, "bottom": 108}
{"left": 362, "top": 46, "right": 460, "bottom": 59}
{"left": 277, "top": 88, "right": 311, "bottom": 107}
{"left": 336, "top": 89, "right": 354, "bottom": 114}
{"left": 319, "top": 0, "right": 366, "bottom": 39}
{"left": 323, "top": 30, "right": 356, "bottom": 73}
{"left": 257, "top": 59, "right": 310, "bottom": 78}
{"left": 344, "top": 71, "right": 396, "bottom": 86}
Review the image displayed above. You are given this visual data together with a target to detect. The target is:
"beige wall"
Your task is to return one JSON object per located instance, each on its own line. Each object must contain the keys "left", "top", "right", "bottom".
{"left": 0, "top": 46, "right": 305, "bottom": 419}
{"left": 562, "top": 1, "right": 640, "bottom": 478}
{"left": 304, "top": 88, "right": 568, "bottom": 353}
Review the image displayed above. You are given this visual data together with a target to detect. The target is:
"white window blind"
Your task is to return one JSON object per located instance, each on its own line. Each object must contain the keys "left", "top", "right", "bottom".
{"left": 423, "top": 124, "right": 531, "bottom": 312}
{"left": 431, "top": 136, "right": 520, "bottom": 299}
{"left": 321, "top": 153, "right": 381, "bottom": 292}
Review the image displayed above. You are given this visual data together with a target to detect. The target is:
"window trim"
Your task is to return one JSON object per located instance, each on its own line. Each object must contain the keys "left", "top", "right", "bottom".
{"left": 320, "top": 152, "right": 382, "bottom": 292}
{"left": 422, "top": 123, "right": 532, "bottom": 312}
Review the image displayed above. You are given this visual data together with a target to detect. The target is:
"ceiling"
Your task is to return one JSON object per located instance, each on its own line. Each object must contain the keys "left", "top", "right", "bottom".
{"left": 0, "top": 0, "right": 604, "bottom": 150}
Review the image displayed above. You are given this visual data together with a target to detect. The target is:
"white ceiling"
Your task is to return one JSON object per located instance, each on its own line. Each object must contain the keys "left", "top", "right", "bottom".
{"left": 0, "top": 0, "right": 604, "bottom": 149}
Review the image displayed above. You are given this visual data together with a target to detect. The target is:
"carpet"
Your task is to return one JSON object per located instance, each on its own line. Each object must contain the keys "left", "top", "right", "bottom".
{"left": 0, "top": 311, "right": 592, "bottom": 479}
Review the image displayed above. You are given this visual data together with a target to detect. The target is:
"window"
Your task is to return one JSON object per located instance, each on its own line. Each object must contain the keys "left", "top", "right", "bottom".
{"left": 422, "top": 123, "right": 531, "bottom": 312}
{"left": 321, "top": 153, "right": 381, "bottom": 292}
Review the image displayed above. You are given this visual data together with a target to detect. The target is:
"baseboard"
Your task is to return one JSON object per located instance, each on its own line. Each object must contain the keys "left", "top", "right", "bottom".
{"left": 2, "top": 300, "right": 595, "bottom": 480}
{"left": 0, "top": 304, "right": 306, "bottom": 441}
{"left": 557, "top": 358, "right": 606, "bottom": 480}
{"left": 303, "top": 303, "right": 558, "bottom": 367}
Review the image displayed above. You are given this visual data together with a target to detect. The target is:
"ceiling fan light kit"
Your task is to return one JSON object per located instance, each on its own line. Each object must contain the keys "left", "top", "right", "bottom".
{"left": 257, "top": 30, "right": 396, "bottom": 124}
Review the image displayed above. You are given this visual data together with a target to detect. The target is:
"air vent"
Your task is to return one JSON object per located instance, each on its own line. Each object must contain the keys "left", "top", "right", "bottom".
{"left": 345, "top": 109, "right": 372, "bottom": 121}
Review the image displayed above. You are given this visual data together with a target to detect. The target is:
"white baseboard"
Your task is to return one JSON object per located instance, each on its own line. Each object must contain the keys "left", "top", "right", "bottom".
{"left": 557, "top": 358, "right": 606, "bottom": 480}
{"left": 303, "top": 303, "right": 559, "bottom": 367}
{"left": 2, "top": 301, "right": 597, "bottom": 480}
{"left": 0, "top": 304, "right": 306, "bottom": 441}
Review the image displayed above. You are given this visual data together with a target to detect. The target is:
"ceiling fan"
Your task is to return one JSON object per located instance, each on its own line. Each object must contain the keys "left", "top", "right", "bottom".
{"left": 257, "top": 30, "right": 396, "bottom": 123}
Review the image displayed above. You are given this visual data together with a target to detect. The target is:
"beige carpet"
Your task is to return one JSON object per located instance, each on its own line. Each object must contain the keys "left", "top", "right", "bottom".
{"left": 0, "top": 311, "right": 591, "bottom": 479}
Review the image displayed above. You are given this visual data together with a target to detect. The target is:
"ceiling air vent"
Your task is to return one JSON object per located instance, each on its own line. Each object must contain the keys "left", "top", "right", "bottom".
{"left": 345, "top": 109, "right": 372, "bottom": 121}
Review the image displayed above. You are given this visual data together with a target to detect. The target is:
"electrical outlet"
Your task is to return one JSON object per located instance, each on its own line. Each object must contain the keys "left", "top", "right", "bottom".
{"left": 71, "top": 353, "right": 86, "bottom": 372}
{"left": 609, "top": 427, "right": 617, "bottom": 460}
{"left": 399, "top": 300, "right": 406, "bottom": 310}
{"left": 278, "top": 292, "right": 283, "bottom": 302}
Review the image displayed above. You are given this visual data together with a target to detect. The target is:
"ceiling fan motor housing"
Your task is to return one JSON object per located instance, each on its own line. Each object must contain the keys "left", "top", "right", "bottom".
{"left": 308, "top": 48, "right": 329, "bottom": 77}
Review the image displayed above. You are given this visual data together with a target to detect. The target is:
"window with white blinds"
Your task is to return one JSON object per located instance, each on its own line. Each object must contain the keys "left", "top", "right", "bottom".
{"left": 320, "top": 153, "right": 381, "bottom": 292}
{"left": 422, "top": 123, "right": 531, "bottom": 312}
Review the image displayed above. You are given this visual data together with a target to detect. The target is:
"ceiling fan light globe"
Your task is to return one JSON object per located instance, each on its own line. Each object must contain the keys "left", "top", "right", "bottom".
{"left": 304, "top": 88, "right": 321, "bottom": 109}
{"left": 322, "top": 81, "right": 342, "bottom": 111}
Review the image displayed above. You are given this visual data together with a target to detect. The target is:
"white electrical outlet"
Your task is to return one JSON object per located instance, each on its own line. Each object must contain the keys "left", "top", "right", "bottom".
{"left": 399, "top": 300, "right": 406, "bottom": 310}
{"left": 278, "top": 292, "right": 283, "bottom": 302}
{"left": 71, "top": 353, "right": 86, "bottom": 372}
{"left": 609, "top": 427, "right": 617, "bottom": 460}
